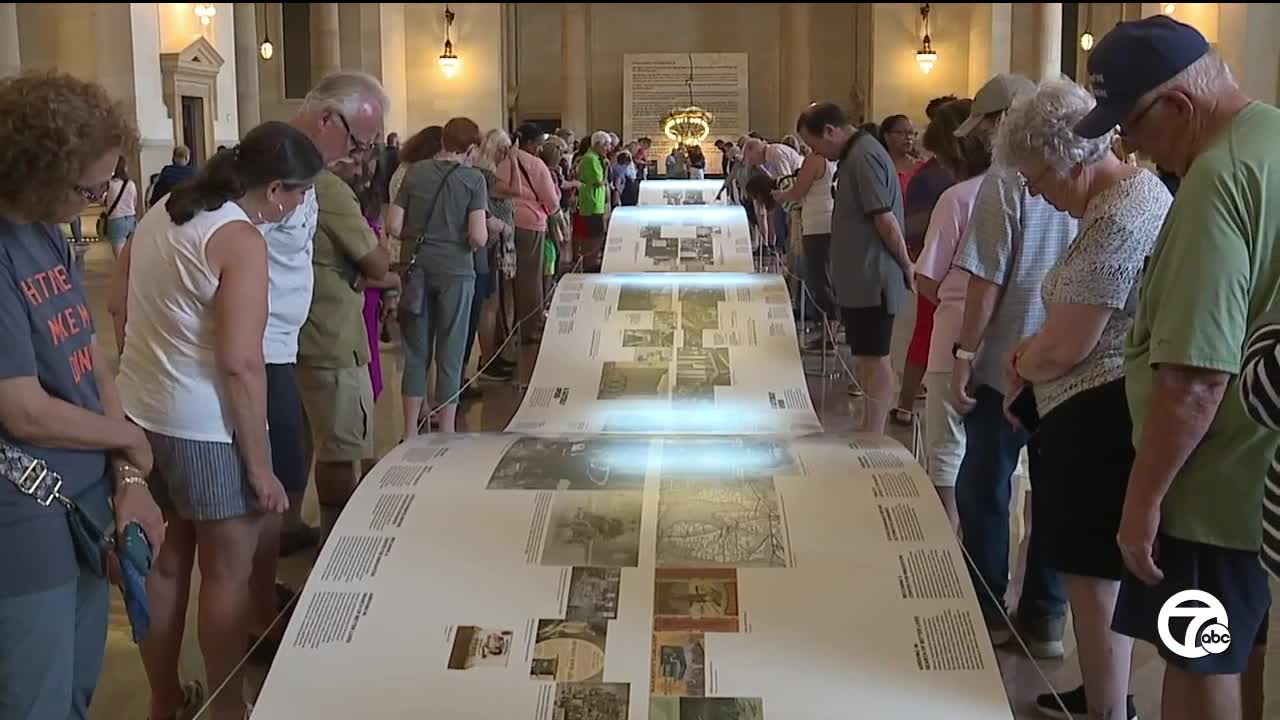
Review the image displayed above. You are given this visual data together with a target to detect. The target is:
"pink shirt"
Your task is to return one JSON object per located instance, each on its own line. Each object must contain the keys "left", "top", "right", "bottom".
{"left": 916, "top": 174, "right": 984, "bottom": 373}
{"left": 497, "top": 149, "right": 560, "bottom": 232}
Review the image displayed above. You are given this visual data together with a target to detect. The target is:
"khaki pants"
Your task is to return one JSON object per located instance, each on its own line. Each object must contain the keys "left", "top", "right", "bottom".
{"left": 298, "top": 364, "right": 375, "bottom": 462}
{"left": 514, "top": 227, "right": 546, "bottom": 344}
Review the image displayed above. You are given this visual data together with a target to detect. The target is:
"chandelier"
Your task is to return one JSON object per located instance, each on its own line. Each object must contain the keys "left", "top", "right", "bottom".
{"left": 915, "top": 4, "right": 938, "bottom": 74}
{"left": 662, "top": 54, "right": 714, "bottom": 147}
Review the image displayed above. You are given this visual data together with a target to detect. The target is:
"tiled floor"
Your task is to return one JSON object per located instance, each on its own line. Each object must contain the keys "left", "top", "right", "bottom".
{"left": 75, "top": 243, "right": 1164, "bottom": 719}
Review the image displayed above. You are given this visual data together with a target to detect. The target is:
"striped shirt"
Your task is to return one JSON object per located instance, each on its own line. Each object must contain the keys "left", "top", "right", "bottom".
{"left": 1240, "top": 318, "right": 1280, "bottom": 578}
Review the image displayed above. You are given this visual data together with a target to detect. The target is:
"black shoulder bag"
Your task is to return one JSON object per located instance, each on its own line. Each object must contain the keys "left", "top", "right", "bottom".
{"left": 398, "top": 164, "right": 461, "bottom": 316}
{"left": 96, "top": 181, "right": 127, "bottom": 239}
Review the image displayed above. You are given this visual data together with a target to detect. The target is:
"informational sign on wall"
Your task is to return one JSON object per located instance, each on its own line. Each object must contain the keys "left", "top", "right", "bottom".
{"left": 623, "top": 53, "right": 749, "bottom": 176}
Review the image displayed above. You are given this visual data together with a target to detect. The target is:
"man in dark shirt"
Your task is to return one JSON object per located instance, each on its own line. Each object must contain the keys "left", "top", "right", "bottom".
{"left": 148, "top": 145, "right": 195, "bottom": 205}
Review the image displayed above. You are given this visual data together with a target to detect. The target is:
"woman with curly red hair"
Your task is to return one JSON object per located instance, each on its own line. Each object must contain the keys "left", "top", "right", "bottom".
{"left": 0, "top": 72, "right": 165, "bottom": 719}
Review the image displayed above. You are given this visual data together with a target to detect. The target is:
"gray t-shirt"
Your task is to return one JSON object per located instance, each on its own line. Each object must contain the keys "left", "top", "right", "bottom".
{"left": 953, "top": 169, "right": 1078, "bottom": 395}
{"left": 397, "top": 159, "right": 488, "bottom": 277}
{"left": 0, "top": 219, "right": 112, "bottom": 596}
{"left": 1034, "top": 171, "right": 1171, "bottom": 415}
{"left": 830, "top": 131, "right": 907, "bottom": 313}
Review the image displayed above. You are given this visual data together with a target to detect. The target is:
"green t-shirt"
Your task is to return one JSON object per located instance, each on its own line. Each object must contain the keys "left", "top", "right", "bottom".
{"left": 299, "top": 170, "right": 379, "bottom": 369}
{"left": 576, "top": 149, "right": 607, "bottom": 216}
{"left": 1125, "top": 102, "right": 1280, "bottom": 551}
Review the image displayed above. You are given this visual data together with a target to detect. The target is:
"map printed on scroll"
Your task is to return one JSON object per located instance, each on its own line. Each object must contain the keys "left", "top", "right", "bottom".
{"left": 506, "top": 273, "right": 821, "bottom": 435}
{"left": 635, "top": 179, "right": 729, "bottom": 208}
{"left": 603, "top": 205, "right": 752, "bottom": 274}
{"left": 251, "top": 434, "right": 1013, "bottom": 720}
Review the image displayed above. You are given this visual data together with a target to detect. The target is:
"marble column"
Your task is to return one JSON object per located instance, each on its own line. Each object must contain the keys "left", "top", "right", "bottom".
{"left": 561, "top": 3, "right": 588, "bottom": 136}
{"left": 1037, "top": 3, "right": 1063, "bottom": 81}
{"left": 780, "top": 3, "right": 811, "bottom": 134}
{"left": 0, "top": 3, "right": 20, "bottom": 78}
{"left": 311, "top": 2, "right": 341, "bottom": 83}
{"left": 233, "top": 3, "right": 261, "bottom": 133}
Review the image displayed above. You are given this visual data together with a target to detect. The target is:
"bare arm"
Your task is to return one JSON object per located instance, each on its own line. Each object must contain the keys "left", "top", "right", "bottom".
{"left": 871, "top": 211, "right": 912, "bottom": 273}
{"left": 385, "top": 203, "right": 405, "bottom": 244}
{"left": 1014, "top": 303, "right": 1113, "bottom": 383}
{"left": 1127, "top": 365, "right": 1229, "bottom": 514}
{"left": 773, "top": 154, "right": 824, "bottom": 204}
{"left": 206, "top": 222, "right": 272, "bottom": 477}
{"left": 955, "top": 274, "right": 1001, "bottom": 352}
{"left": 355, "top": 245, "right": 391, "bottom": 282}
{"left": 467, "top": 208, "right": 489, "bottom": 249}
{"left": 0, "top": 373, "right": 144, "bottom": 453}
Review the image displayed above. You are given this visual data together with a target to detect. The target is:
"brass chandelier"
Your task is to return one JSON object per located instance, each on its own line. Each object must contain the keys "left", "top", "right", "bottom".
{"left": 662, "top": 54, "right": 714, "bottom": 147}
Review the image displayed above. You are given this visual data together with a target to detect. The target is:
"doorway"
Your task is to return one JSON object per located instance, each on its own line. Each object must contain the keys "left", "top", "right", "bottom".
{"left": 181, "top": 96, "right": 207, "bottom": 166}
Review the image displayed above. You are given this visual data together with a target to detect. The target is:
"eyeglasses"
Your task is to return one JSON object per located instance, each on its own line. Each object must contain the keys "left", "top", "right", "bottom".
{"left": 1118, "top": 94, "right": 1163, "bottom": 138}
{"left": 1021, "top": 165, "right": 1053, "bottom": 195}
{"left": 335, "top": 111, "right": 373, "bottom": 156}
{"left": 73, "top": 181, "right": 110, "bottom": 204}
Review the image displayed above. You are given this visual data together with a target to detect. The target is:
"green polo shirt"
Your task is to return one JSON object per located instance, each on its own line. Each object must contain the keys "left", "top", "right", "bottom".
{"left": 298, "top": 170, "right": 378, "bottom": 369}
{"left": 576, "top": 149, "right": 607, "bottom": 216}
{"left": 1125, "top": 102, "right": 1280, "bottom": 551}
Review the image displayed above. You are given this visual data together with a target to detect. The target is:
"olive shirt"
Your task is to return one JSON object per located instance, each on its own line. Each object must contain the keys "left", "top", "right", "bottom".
{"left": 1126, "top": 102, "right": 1280, "bottom": 551}
{"left": 298, "top": 170, "right": 379, "bottom": 369}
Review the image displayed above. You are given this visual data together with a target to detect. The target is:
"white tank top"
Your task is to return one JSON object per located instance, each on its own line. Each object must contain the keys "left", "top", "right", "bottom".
{"left": 118, "top": 200, "right": 254, "bottom": 442}
{"left": 800, "top": 160, "right": 836, "bottom": 235}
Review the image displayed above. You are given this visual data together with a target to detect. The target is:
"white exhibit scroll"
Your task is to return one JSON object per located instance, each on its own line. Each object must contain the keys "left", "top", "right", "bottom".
{"left": 636, "top": 179, "right": 727, "bottom": 207}
{"left": 602, "top": 206, "right": 752, "bottom": 274}
{"left": 251, "top": 433, "right": 1015, "bottom": 720}
{"left": 505, "top": 273, "right": 820, "bottom": 436}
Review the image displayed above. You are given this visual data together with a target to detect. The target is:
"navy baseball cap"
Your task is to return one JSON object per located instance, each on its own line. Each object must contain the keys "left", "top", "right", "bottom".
{"left": 1075, "top": 15, "right": 1209, "bottom": 138}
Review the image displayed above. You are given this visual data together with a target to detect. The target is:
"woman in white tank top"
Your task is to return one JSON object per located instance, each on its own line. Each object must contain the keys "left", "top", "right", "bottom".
{"left": 773, "top": 152, "right": 838, "bottom": 343}
{"left": 115, "top": 121, "right": 323, "bottom": 720}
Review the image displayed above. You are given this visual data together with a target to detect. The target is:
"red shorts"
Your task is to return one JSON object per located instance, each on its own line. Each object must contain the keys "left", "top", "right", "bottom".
{"left": 906, "top": 294, "right": 936, "bottom": 367}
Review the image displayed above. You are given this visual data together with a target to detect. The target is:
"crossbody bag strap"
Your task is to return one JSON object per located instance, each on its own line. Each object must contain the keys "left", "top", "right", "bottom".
{"left": 104, "top": 181, "right": 126, "bottom": 217}
{"left": 406, "top": 164, "right": 462, "bottom": 264}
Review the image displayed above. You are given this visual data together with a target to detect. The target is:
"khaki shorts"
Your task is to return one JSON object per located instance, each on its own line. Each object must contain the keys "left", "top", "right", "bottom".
{"left": 298, "top": 364, "right": 375, "bottom": 462}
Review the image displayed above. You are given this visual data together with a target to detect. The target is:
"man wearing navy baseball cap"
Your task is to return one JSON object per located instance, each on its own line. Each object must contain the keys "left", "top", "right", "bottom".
{"left": 1095, "top": 14, "right": 1280, "bottom": 720}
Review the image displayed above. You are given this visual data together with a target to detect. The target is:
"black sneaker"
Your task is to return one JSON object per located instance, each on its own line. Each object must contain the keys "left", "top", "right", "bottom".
{"left": 278, "top": 524, "right": 318, "bottom": 557}
{"left": 478, "top": 364, "right": 514, "bottom": 382}
{"left": 1035, "top": 684, "right": 1138, "bottom": 719}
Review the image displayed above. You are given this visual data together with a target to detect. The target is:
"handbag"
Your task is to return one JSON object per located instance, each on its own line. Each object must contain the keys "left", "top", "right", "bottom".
{"left": 2, "top": 439, "right": 113, "bottom": 578}
{"left": 398, "top": 164, "right": 461, "bottom": 316}
{"left": 96, "top": 181, "right": 127, "bottom": 240}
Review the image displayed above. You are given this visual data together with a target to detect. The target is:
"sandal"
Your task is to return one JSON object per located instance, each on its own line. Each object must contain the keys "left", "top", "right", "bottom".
{"left": 890, "top": 407, "right": 915, "bottom": 425}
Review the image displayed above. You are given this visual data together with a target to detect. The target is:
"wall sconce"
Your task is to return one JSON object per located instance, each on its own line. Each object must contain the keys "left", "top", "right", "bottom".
{"left": 1079, "top": 3, "right": 1094, "bottom": 51}
{"left": 438, "top": 4, "right": 461, "bottom": 78}
{"left": 194, "top": 3, "right": 217, "bottom": 27}
{"left": 916, "top": 4, "right": 938, "bottom": 74}
{"left": 1162, "top": 3, "right": 1176, "bottom": 14}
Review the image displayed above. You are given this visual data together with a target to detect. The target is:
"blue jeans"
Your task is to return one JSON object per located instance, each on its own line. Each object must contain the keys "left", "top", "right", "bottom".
{"left": 955, "top": 385, "right": 1066, "bottom": 620}
{"left": 0, "top": 569, "right": 110, "bottom": 719}
{"left": 461, "top": 271, "right": 493, "bottom": 371}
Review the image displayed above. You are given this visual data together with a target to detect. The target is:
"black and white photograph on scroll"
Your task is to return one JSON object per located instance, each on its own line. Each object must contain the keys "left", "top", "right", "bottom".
{"left": 531, "top": 619, "right": 610, "bottom": 682}
{"left": 446, "top": 626, "right": 514, "bottom": 670}
{"left": 598, "top": 349, "right": 672, "bottom": 400}
{"left": 661, "top": 189, "right": 707, "bottom": 205}
{"left": 649, "top": 697, "right": 765, "bottom": 720}
{"left": 656, "top": 473, "right": 787, "bottom": 568}
{"left": 673, "top": 348, "right": 732, "bottom": 403}
{"left": 541, "top": 491, "right": 644, "bottom": 567}
{"left": 552, "top": 682, "right": 631, "bottom": 720}
{"left": 617, "top": 284, "right": 675, "bottom": 312}
{"left": 486, "top": 437, "right": 650, "bottom": 491}
{"left": 565, "top": 567, "right": 623, "bottom": 620}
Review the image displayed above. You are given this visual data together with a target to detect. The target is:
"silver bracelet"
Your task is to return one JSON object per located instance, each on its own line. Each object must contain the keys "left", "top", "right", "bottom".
{"left": 118, "top": 475, "right": 149, "bottom": 490}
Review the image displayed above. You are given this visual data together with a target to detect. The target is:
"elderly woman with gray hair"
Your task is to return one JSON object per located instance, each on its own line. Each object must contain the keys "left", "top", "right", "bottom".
{"left": 996, "top": 78, "right": 1171, "bottom": 720}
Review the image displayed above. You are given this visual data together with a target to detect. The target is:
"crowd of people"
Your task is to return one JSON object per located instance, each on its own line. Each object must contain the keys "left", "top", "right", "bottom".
{"left": 3, "top": 13, "right": 1280, "bottom": 720}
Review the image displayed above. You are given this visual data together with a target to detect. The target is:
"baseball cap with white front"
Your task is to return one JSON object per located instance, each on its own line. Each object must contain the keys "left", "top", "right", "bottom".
{"left": 954, "top": 74, "right": 1037, "bottom": 137}
{"left": 1074, "top": 15, "right": 1209, "bottom": 138}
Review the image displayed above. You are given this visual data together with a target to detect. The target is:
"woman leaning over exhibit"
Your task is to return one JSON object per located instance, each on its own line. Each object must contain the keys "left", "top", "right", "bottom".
{"left": 0, "top": 71, "right": 165, "bottom": 719}
{"left": 997, "top": 78, "right": 1172, "bottom": 720}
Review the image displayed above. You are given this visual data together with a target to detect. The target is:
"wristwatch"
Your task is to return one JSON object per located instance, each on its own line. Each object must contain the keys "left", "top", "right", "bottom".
{"left": 952, "top": 343, "right": 977, "bottom": 362}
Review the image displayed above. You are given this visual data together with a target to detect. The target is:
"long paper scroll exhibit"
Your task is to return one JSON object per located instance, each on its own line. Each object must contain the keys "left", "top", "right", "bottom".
{"left": 603, "top": 206, "right": 752, "bottom": 274}
{"left": 636, "top": 179, "right": 728, "bottom": 208}
{"left": 506, "top": 273, "right": 821, "bottom": 436}
{"left": 251, "top": 434, "right": 1012, "bottom": 719}
{"left": 252, "top": 253, "right": 1011, "bottom": 712}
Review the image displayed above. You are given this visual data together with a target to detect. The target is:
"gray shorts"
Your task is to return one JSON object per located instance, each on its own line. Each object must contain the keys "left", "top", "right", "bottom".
{"left": 147, "top": 432, "right": 259, "bottom": 521}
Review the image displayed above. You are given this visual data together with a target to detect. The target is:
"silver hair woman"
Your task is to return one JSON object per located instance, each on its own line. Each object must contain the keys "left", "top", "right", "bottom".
{"left": 997, "top": 77, "right": 1172, "bottom": 720}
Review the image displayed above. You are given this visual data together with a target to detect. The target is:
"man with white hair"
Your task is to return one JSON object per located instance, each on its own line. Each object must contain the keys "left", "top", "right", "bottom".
{"left": 1079, "top": 16, "right": 1280, "bottom": 720}
{"left": 573, "top": 131, "right": 610, "bottom": 271}
{"left": 741, "top": 137, "right": 803, "bottom": 254}
{"left": 948, "top": 73, "right": 1074, "bottom": 661}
